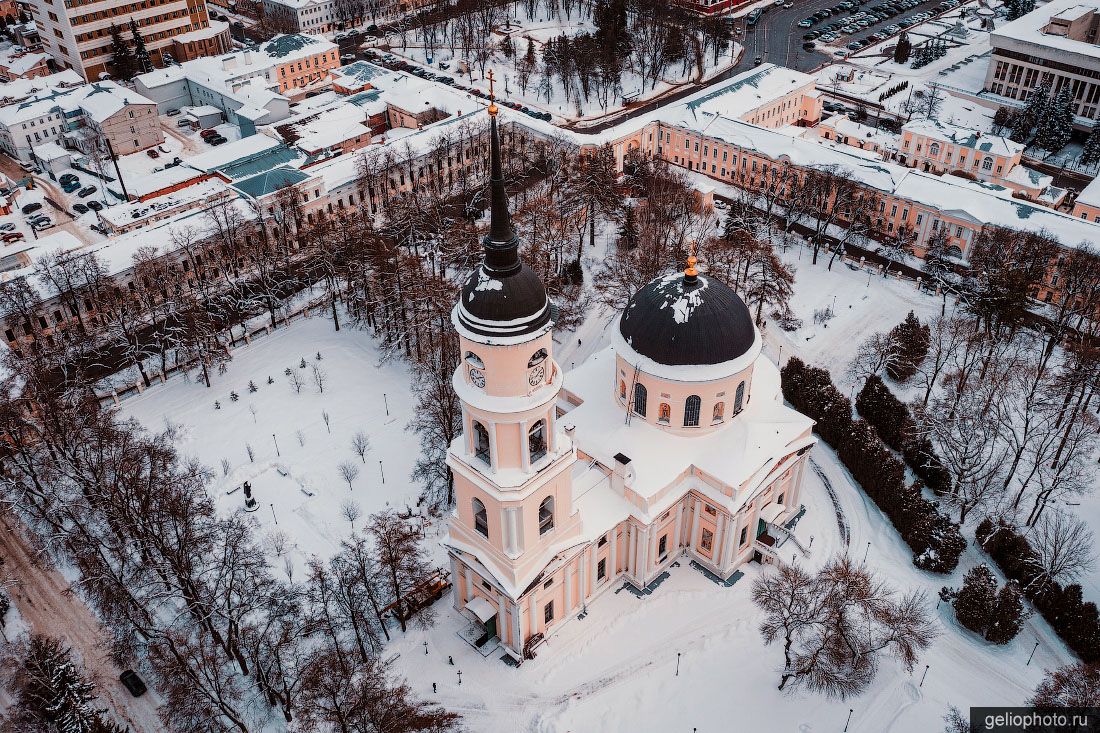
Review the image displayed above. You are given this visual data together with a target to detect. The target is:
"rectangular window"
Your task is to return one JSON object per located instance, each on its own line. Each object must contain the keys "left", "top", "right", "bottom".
{"left": 704, "top": 503, "right": 717, "bottom": 516}
{"left": 739, "top": 526, "right": 748, "bottom": 546}
{"left": 597, "top": 558, "right": 606, "bottom": 581}
{"left": 701, "top": 528, "right": 714, "bottom": 552}
{"left": 544, "top": 601, "right": 554, "bottom": 624}
{"left": 658, "top": 534, "right": 668, "bottom": 559}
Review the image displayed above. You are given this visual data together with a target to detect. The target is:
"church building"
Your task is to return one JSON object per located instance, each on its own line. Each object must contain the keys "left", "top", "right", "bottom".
{"left": 444, "top": 98, "right": 816, "bottom": 663}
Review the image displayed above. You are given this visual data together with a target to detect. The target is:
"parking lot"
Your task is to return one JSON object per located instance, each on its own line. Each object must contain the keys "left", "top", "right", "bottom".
{"left": 738, "top": 0, "right": 970, "bottom": 71}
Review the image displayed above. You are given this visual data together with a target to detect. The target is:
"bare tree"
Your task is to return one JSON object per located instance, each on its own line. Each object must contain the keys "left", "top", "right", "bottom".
{"left": 311, "top": 364, "right": 328, "bottom": 394}
{"left": 1025, "top": 511, "right": 1096, "bottom": 593}
{"left": 752, "top": 556, "right": 936, "bottom": 698}
{"left": 340, "top": 499, "right": 363, "bottom": 527}
{"left": 338, "top": 461, "right": 360, "bottom": 490}
{"left": 287, "top": 370, "right": 305, "bottom": 394}
{"left": 351, "top": 431, "right": 371, "bottom": 464}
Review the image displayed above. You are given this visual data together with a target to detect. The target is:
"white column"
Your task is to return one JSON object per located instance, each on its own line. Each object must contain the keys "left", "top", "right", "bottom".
{"left": 578, "top": 560, "right": 587, "bottom": 605}
{"left": 520, "top": 419, "right": 530, "bottom": 471}
{"left": 529, "top": 598, "right": 538, "bottom": 634}
{"left": 565, "top": 563, "right": 574, "bottom": 611}
{"left": 714, "top": 514, "right": 727, "bottom": 567}
{"left": 512, "top": 601, "right": 522, "bottom": 650}
{"left": 610, "top": 528, "right": 618, "bottom": 576}
{"left": 590, "top": 543, "right": 598, "bottom": 593}
{"left": 723, "top": 517, "right": 739, "bottom": 569}
{"left": 464, "top": 566, "right": 473, "bottom": 602}
{"left": 631, "top": 525, "right": 639, "bottom": 577}
{"left": 689, "top": 498, "right": 702, "bottom": 550}
{"left": 488, "top": 422, "right": 499, "bottom": 473}
{"left": 672, "top": 503, "right": 684, "bottom": 549}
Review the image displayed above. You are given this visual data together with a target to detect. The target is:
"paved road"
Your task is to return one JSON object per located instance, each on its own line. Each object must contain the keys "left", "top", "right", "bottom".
{"left": 0, "top": 511, "right": 165, "bottom": 731}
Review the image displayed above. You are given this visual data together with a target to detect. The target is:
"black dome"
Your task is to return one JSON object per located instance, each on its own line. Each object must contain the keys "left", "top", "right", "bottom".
{"left": 457, "top": 264, "right": 550, "bottom": 338}
{"left": 619, "top": 272, "right": 755, "bottom": 366}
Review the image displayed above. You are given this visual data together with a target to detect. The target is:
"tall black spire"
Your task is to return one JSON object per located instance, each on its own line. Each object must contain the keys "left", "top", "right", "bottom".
{"left": 483, "top": 72, "right": 521, "bottom": 275}
{"left": 453, "top": 71, "right": 551, "bottom": 340}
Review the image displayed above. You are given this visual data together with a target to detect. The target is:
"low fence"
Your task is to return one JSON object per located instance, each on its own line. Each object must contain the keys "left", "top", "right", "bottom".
{"left": 96, "top": 293, "right": 330, "bottom": 408}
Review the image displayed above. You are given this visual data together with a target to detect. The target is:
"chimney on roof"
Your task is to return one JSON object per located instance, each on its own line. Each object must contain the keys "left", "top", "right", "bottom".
{"left": 611, "top": 453, "right": 634, "bottom": 494}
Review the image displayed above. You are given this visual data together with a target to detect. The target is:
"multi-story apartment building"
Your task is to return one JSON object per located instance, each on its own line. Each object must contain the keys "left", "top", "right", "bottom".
{"left": 170, "top": 18, "right": 232, "bottom": 62}
{"left": 984, "top": 0, "right": 1100, "bottom": 127}
{"left": 24, "top": 0, "right": 219, "bottom": 80}
{"left": 135, "top": 34, "right": 339, "bottom": 132}
{"left": 0, "top": 79, "right": 161, "bottom": 160}
{"left": 260, "top": 0, "right": 342, "bottom": 34}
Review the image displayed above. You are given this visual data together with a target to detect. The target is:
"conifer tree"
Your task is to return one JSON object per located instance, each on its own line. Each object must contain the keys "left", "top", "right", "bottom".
{"left": 886, "top": 311, "right": 930, "bottom": 382}
{"left": 953, "top": 564, "right": 998, "bottom": 634}
{"left": 108, "top": 23, "right": 134, "bottom": 80}
{"left": 1079, "top": 122, "right": 1100, "bottom": 169}
{"left": 11, "top": 635, "right": 123, "bottom": 732}
{"left": 985, "top": 581, "right": 1027, "bottom": 644}
{"left": 894, "top": 32, "right": 911, "bottom": 63}
{"left": 129, "top": 18, "right": 152, "bottom": 74}
{"left": 1036, "top": 86, "right": 1075, "bottom": 153}
{"left": 618, "top": 205, "right": 639, "bottom": 249}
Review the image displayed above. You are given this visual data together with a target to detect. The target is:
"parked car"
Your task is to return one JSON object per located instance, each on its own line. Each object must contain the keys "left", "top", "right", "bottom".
{"left": 176, "top": 118, "right": 193, "bottom": 127}
{"left": 803, "top": 41, "right": 816, "bottom": 50}
{"left": 753, "top": 55, "right": 763, "bottom": 65}
{"left": 20, "top": 202, "right": 42, "bottom": 215}
{"left": 77, "top": 186, "right": 97, "bottom": 198}
{"left": 18, "top": 161, "right": 36, "bottom": 173}
{"left": 62, "top": 181, "right": 81, "bottom": 194}
{"left": 2, "top": 232, "right": 25, "bottom": 242}
{"left": 0, "top": 223, "right": 15, "bottom": 232}
{"left": 72, "top": 203, "right": 89, "bottom": 214}
{"left": 87, "top": 200, "right": 103, "bottom": 211}
{"left": 199, "top": 128, "right": 219, "bottom": 139}
{"left": 119, "top": 671, "right": 147, "bottom": 697}
{"left": 147, "top": 149, "right": 159, "bottom": 158}
{"left": 209, "top": 136, "right": 228, "bottom": 145}
{"left": 30, "top": 217, "right": 52, "bottom": 229}
{"left": 166, "top": 108, "right": 182, "bottom": 117}
{"left": 59, "top": 172, "right": 77, "bottom": 185}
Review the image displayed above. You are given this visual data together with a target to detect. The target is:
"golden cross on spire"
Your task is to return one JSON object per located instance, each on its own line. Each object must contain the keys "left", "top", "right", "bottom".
{"left": 486, "top": 69, "right": 499, "bottom": 116}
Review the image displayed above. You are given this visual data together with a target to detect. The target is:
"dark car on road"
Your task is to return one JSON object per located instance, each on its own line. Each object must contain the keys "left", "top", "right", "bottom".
{"left": 21, "top": 202, "right": 42, "bottom": 214}
{"left": 120, "top": 670, "right": 147, "bottom": 697}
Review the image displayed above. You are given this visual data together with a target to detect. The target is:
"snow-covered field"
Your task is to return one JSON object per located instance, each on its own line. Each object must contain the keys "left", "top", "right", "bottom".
{"left": 118, "top": 238, "right": 1083, "bottom": 731}
{"left": 120, "top": 317, "right": 430, "bottom": 576}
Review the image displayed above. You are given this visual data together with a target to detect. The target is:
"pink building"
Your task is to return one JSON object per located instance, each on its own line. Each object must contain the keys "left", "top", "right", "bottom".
{"left": 445, "top": 105, "right": 816, "bottom": 662}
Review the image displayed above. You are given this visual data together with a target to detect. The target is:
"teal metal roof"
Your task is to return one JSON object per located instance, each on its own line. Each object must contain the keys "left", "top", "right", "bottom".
{"left": 216, "top": 143, "right": 304, "bottom": 180}
{"left": 232, "top": 166, "right": 310, "bottom": 198}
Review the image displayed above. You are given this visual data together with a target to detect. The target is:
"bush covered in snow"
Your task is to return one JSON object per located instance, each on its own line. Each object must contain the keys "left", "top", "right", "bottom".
{"left": 782, "top": 358, "right": 964, "bottom": 573}
{"left": 856, "top": 375, "right": 952, "bottom": 495}
{"left": 977, "top": 518, "right": 1100, "bottom": 662}
{"left": 949, "top": 564, "right": 1027, "bottom": 645}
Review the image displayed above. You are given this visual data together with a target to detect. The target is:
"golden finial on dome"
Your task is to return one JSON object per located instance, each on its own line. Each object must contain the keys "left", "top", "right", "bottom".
{"left": 685, "top": 241, "right": 698, "bottom": 278}
{"left": 487, "top": 69, "right": 498, "bottom": 116}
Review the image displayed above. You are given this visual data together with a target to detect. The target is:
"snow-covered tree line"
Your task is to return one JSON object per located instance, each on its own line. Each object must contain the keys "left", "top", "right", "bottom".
{"left": 402, "top": 0, "right": 734, "bottom": 113}
{"left": 848, "top": 237, "right": 1100, "bottom": 662}
{"left": 0, "top": 351, "right": 460, "bottom": 732}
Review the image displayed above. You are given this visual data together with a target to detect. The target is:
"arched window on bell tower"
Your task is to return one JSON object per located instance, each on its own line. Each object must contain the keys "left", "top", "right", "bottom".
{"left": 528, "top": 419, "right": 547, "bottom": 463}
{"left": 539, "top": 496, "right": 555, "bottom": 535}
{"left": 684, "top": 395, "right": 701, "bottom": 427}
{"left": 472, "top": 497, "right": 488, "bottom": 538}
{"left": 473, "top": 421, "right": 491, "bottom": 465}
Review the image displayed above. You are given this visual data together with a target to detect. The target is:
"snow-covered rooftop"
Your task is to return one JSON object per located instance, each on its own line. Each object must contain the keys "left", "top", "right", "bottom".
{"left": 184, "top": 133, "right": 283, "bottom": 173}
{"left": 1076, "top": 174, "right": 1100, "bottom": 208}
{"left": 902, "top": 118, "right": 1023, "bottom": 157}
{"left": 174, "top": 19, "right": 230, "bottom": 44}
{"left": 991, "top": 0, "right": 1100, "bottom": 62}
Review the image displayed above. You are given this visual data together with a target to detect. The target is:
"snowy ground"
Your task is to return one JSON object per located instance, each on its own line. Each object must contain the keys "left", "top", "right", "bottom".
{"left": 118, "top": 224, "right": 1082, "bottom": 731}
{"left": 388, "top": 444, "right": 1072, "bottom": 733}
{"left": 120, "top": 317, "right": 431, "bottom": 577}
{"left": 379, "top": 6, "right": 740, "bottom": 122}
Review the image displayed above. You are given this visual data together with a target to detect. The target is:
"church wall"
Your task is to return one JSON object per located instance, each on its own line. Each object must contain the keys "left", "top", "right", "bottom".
{"left": 614, "top": 353, "right": 755, "bottom": 435}
{"left": 458, "top": 331, "right": 555, "bottom": 399}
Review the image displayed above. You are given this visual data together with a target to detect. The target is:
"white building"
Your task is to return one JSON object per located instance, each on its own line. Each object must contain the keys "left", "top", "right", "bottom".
{"left": 261, "top": 0, "right": 341, "bottom": 34}
{"left": 985, "top": 0, "right": 1100, "bottom": 126}
{"left": 134, "top": 35, "right": 340, "bottom": 134}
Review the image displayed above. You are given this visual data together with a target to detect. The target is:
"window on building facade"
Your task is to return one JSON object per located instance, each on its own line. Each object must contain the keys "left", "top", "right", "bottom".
{"left": 700, "top": 528, "right": 714, "bottom": 552}
{"left": 528, "top": 420, "right": 547, "bottom": 463}
{"left": 473, "top": 421, "right": 491, "bottom": 465}
{"left": 544, "top": 600, "right": 554, "bottom": 624}
{"left": 683, "top": 395, "right": 700, "bottom": 426}
{"left": 597, "top": 558, "right": 606, "bottom": 580}
{"left": 658, "top": 402, "right": 670, "bottom": 423}
{"left": 539, "top": 496, "right": 554, "bottom": 535}
{"left": 633, "top": 383, "right": 647, "bottom": 416}
{"left": 473, "top": 497, "right": 488, "bottom": 537}
{"left": 733, "top": 381, "right": 746, "bottom": 414}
